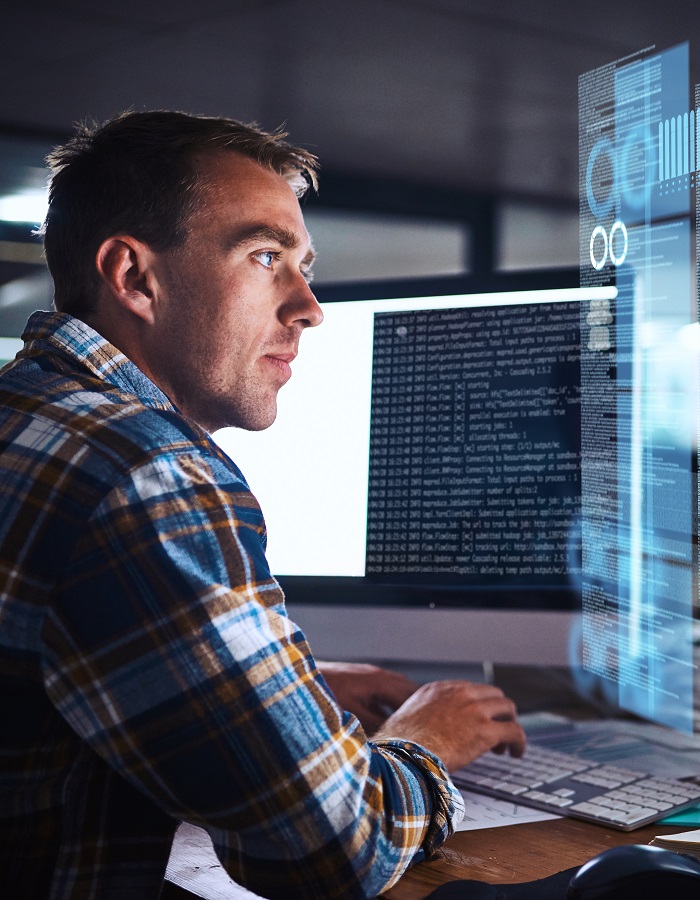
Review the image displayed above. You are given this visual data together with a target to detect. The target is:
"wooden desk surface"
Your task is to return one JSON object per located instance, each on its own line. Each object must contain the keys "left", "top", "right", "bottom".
{"left": 164, "top": 815, "right": 688, "bottom": 900}
{"left": 383, "top": 818, "right": 682, "bottom": 898}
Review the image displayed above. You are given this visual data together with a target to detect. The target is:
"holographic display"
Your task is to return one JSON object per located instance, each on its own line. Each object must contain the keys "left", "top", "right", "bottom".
{"left": 579, "top": 43, "right": 697, "bottom": 732}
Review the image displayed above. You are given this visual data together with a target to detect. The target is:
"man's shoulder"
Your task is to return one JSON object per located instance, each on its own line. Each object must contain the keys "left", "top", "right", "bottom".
{"left": 0, "top": 352, "right": 242, "bottom": 488}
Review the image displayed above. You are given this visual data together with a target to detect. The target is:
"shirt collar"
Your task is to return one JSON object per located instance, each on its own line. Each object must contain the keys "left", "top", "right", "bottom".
{"left": 20, "top": 309, "right": 176, "bottom": 413}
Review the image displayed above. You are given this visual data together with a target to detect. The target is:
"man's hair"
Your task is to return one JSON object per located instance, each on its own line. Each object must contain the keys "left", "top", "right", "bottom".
{"left": 41, "top": 110, "right": 319, "bottom": 316}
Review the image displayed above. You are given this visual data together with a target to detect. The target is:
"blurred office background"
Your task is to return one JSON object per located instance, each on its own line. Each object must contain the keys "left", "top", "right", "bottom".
{"left": 0, "top": 0, "right": 698, "bottom": 334}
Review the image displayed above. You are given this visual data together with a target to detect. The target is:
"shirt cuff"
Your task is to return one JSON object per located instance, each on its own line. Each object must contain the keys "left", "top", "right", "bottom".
{"left": 373, "top": 739, "right": 465, "bottom": 858}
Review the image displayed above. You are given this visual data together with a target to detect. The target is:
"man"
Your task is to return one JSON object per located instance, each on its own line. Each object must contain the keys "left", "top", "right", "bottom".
{"left": 0, "top": 111, "right": 525, "bottom": 899}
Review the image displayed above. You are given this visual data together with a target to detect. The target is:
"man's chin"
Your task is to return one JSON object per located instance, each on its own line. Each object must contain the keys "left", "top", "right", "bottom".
{"left": 227, "top": 403, "right": 278, "bottom": 433}
{"left": 196, "top": 389, "right": 279, "bottom": 433}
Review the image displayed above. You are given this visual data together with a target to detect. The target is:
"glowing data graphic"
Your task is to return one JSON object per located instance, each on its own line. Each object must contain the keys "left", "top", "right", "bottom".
{"left": 579, "top": 43, "right": 697, "bottom": 733}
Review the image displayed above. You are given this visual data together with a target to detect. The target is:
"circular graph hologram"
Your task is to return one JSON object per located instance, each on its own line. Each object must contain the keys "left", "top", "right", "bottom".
{"left": 589, "top": 224, "right": 608, "bottom": 270}
{"left": 586, "top": 137, "right": 617, "bottom": 219}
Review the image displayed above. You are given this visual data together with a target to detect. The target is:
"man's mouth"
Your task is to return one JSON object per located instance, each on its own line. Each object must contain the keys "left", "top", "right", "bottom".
{"left": 263, "top": 353, "right": 296, "bottom": 379}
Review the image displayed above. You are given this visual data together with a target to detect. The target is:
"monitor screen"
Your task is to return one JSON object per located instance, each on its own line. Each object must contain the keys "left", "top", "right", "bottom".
{"left": 214, "top": 272, "right": 615, "bottom": 669}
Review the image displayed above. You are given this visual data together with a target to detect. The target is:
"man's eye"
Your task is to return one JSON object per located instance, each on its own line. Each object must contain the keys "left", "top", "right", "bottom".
{"left": 254, "top": 250, "right": 277, "bottom": 268}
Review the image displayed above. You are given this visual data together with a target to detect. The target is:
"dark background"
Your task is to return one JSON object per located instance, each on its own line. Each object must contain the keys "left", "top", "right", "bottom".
{"left": 1, "top": 1, "right": 699, "bottom": 326}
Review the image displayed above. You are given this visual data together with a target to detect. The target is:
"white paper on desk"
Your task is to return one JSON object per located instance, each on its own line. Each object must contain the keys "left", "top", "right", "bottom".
{"left": 455, "top": 789, "right": 560, "bottom": 832}
{"left": 166, "top": 823, "right": 264, "bottom": 899}
{"left": 653, "top": 827, "right": 700, "bottom": 844}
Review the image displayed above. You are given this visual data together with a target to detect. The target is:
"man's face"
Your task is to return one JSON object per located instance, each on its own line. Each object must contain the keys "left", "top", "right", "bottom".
{"left": 147, "top": 152, "right": 322, "bottom": 432}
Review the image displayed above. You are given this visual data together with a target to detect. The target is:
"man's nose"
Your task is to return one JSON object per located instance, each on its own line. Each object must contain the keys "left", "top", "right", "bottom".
{"left": 282, "top": 275, "right": 324, "bottom": 329}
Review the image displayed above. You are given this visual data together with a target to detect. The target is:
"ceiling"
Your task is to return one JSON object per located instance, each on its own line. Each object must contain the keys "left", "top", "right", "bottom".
{"left": 1, "top": 0, "right": 700, "bottom": 333}
{"left": 3, "top": 0, "right": 700, "bottom": 206}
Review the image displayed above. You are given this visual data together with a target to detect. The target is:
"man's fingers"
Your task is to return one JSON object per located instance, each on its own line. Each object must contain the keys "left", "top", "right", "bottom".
{"left": 473, "top": 697, "right": 526, "bottom": 756}
{"left": 374, "top": 679, "right": 526, "bottom": 771}
{"left": 474, "top": 694, "right": 519, "bottom": 723}
{"left": 486, "top": 719, "right": 527, "bottom": 758}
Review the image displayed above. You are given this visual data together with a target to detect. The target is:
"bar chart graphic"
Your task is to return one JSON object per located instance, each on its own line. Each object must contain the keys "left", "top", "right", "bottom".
{"left": 658, "top": 110, "right": 697, "bottom": 182}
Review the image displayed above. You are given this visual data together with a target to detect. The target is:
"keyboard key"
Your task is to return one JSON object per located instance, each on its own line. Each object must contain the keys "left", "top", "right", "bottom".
{"left": 541, "top": 769, "right": 574, "bottom": 782}
{"left": 617, "top": 808, "right": 659, "bottom": 824}
{"left": 571, "top": 801, "right": 606, "bottom": 816}
{"left": 544, "top": 796, "right": 574, "bottom": 807}
{"left": 493, "top": 782, "right": 527, "bottom": 795}
{"left": 473, "top": 776, "right": 501, "bottom": 788}
{"left": 572, "top": 773, "right": 620, "bottom": 788}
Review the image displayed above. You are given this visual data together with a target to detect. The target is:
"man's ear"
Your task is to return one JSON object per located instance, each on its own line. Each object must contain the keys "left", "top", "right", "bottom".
{"left": 95, "top": 235, "right": 160, "bottom": 325}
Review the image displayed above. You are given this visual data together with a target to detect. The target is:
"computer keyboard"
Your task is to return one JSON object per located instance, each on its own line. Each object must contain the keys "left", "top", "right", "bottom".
{"left": 452, "top": 744, "right": 700, "bottom": 831}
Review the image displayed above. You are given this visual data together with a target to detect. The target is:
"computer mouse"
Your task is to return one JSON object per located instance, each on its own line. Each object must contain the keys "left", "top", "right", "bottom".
{"left": 567, "top": 843, "right": 700, "bottom": 899}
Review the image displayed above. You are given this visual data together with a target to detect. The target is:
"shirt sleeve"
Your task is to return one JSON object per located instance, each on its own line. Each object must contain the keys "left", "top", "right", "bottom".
{"left": 40, "top": 445, "right": 463, "bottom": 899}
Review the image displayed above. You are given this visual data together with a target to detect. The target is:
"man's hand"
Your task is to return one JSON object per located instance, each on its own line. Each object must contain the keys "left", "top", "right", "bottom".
{"left": 317, "top": 661, "right": 419, "bottom": 735}
{"left": 373, "top": 680, "right": 526, "bottom": 772}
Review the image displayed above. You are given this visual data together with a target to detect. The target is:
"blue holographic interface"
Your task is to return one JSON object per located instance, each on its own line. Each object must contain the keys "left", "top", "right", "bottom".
{"left": 579, "top": 43, "right": 698, "bottom": 733}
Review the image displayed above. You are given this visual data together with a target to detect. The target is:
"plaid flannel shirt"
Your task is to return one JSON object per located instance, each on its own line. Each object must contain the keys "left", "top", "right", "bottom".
{"left": 0, "top": 311, "right": 463, "bottom": 900}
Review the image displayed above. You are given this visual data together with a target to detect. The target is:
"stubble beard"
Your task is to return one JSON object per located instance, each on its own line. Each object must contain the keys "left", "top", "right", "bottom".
{"left": 198, "top": 367, "right": 281, "bottom": 433}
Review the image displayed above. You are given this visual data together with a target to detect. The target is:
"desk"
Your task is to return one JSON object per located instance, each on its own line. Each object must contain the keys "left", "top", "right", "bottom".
{"left": 383, "top": 818, "right": 682, "bottom": 898}
{"left": 163, "top": 815, "right": 686, "bottom": 899}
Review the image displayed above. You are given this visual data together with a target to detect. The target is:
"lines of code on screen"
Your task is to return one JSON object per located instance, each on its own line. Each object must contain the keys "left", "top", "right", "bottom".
{"left": 365, "top": 302, "right": 581, "bottom": 585}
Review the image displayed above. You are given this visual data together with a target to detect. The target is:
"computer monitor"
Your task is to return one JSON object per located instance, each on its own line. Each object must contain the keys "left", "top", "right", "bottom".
{"left": 214, "top": 270, "right": 613, "bottom": 671}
